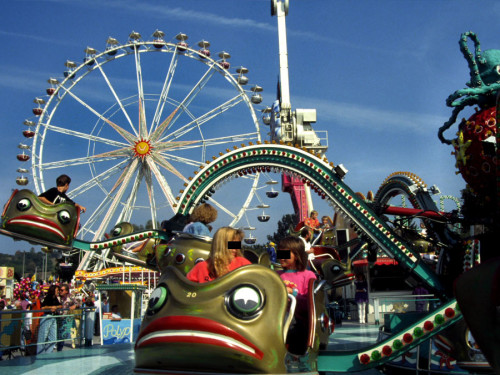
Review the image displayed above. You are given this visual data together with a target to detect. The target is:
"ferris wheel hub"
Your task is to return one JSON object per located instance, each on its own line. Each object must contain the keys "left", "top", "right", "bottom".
{"left": 133, "top": 139, "right": 153, "bottom": 158}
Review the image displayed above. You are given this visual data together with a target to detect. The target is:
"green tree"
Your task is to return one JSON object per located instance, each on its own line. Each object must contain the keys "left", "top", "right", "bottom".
{"left": 266, "top": 213, "right": 297, "bottom": 245}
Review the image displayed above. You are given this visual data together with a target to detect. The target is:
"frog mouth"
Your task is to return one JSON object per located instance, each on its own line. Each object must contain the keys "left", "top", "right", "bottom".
{"left": 7, "top": 215, "right": 65, "bottom": 240}
{"left": 136, "top": 315, "right": 264, "bottom": 360}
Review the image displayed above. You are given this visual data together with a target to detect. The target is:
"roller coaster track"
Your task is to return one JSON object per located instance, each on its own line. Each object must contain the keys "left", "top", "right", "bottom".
{"left": 373, "top": 171, "right": 461, "bottom": 277}
{"left": 175, "top": 142, "right": 444, "bottom": 292}
{"left": 374, "top": 171, "right": 437, "bottom": 212}
{"left": 317, "top": 299, "right": 462, "bottom": 371}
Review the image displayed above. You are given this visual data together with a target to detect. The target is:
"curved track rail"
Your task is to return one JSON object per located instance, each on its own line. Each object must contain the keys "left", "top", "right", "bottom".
{"left": 174, "top": 142, "right": 443, "bottom": 292}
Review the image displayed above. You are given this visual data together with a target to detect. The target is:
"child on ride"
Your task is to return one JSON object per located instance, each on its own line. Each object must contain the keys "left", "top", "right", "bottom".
{"left": 277, "top": 236, "right": 317, "bottom": 355}
{"left": 187, "top": 227, "right": 251, "bottom": 283}
{"left": 277, "top": 236, "right": 317, "bottom": 305}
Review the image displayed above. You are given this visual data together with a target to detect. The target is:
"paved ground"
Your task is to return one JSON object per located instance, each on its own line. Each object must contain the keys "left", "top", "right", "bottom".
{"left": 0, "top": 321, "right": 383, "bottom": 375}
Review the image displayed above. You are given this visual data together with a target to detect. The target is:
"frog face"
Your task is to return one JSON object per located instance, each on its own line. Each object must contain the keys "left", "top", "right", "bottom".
{"left": 1, "top": 189, "right": 79, "bottom": 245}
{"left": 135, "top": 265, "right": 289, "bottom": 373}
{"left": 320, "top": 258, "right": 355, "bottom": 288}
{"left": 107, "top": 222, "right": 137, "bottom": 255}
{"left": 157, "top": 232, "right": 211, "bottom": 275}
{"left": 309, "top": 246, "right": 354, "bottom": 288}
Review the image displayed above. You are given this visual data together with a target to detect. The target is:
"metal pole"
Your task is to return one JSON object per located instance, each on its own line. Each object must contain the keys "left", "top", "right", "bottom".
{"left": 130, "top": 291, "right": 135, "bottom": 342}
{"left": 275, "top": 0, "right": 291, "bottom": 110}
{"left": 99, "top": 290, "right": 104, "bottom": 346}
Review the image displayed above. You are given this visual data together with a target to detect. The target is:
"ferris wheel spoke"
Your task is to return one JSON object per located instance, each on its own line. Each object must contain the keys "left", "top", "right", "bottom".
{"left": 134, "top": 47, "right": 147, "bottom": 139}
{"left": 69, "top": 160, "right": 128, "bottom": 198}
{"left": 80, "top": 196, "right": 113, "bottom": 239}
{"left": 157, "top": 65, "right": 218, "bottom": 138}
{"left": 95, "top": 63, "right": 137, "bottom": 136}
{"left": 149, "top": 153, "right": 189, "bottom": 182}
{"left": 143, "top": 166, "right": 158, "bottom": 227}
{"left": 57, "top": 84, "right": 136, "bottom": 144}
{"left": 117, "top": 167, "right": 144, "bottom": 223}
{"left": 160, "top": 152, "right": 203, "bottom": 168}
{"left": 153, "top": 139, "right": 198, "bottom": 153}
{"left": 161, "top": 94, "right": 245, "bottom": 143}
{"left": 150, "top": 52, "right": 180, "bottom": 136}
{"left": 183, "top": 133, "right": 262, "bottom": 150}
{"left": 40, "top": 122, "right": 129, "bottom": 149}
{"left": 145, "top": 158, "right": 176, "bottom": 209}
{"left": 38, "top": 154, "right": 125, "bottom": 170}
{"left": 206, "top": 197, "right": 237, "bottom": 219}
{"left": 77, "top": 197, "right": 116, "bottom": 270}
{"left": 150, "top": 105, "right": 180, "bottom": 143}
{"left": 93, "top": 158, "right": 141, "bottom": 240}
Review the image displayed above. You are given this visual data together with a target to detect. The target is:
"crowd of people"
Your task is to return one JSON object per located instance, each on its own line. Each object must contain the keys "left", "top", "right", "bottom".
{"left": 0, "top": 280, "right": 106, "bottom": 357}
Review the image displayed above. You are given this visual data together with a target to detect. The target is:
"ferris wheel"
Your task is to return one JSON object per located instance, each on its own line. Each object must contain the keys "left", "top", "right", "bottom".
{"left": 17, "top": 30, "right": 265, "bottom": 255}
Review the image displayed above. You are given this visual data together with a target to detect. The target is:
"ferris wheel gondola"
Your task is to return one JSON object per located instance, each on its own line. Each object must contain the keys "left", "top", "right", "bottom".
{"left": 256, "top": 203, "right": 271, "bottom": 222}
{"left": 242, "top": 225, "right": 257, "bottom": 245}
{"left": 265, "top": 179, "right": 279, "bottom": 198}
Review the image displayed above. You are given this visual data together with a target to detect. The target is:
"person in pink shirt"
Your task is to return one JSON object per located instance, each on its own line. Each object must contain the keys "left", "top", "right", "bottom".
{"left": 187, "top": 227, "right": 251, "bottom": 283}
{"left": 276, "top": 236, "right": 316, "bottom": 354}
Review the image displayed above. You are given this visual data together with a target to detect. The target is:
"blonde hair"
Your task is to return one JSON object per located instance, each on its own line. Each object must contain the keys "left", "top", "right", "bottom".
{"left": 208, "top": 227, "right": 242, "bottom": 278}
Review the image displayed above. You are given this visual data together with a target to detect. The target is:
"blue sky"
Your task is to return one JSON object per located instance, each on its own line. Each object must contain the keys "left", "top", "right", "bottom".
{"left": 1, "top": 0, "right": 499, "bottom": 255}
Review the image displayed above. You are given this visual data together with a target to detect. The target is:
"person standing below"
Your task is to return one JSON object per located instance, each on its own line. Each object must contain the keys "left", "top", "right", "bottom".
{"left": 276, "top": 236, "right": 317, "bottom": 355}
{"left": 413, "top": 283, "right": 429, "bottom": 312}
{"left": 187, "top": 227, "right": 251, "bottom": 283}
{"left": 57, "top": 284, "right": 79, "bottom": 351}
{"left": 83, "top": 296, "right": 95, "bottom": 347}
{"left": 37, "top": 285, "right": 62, "bottom": 354}
{"left": 354, "top": 273, "right": 368, "bottom": 324}
{"left": 110, "top": 305, "right": 122, "bottom": 320}
{"left": 38, "top": 174, "right": 86, "bottom": 213}
{"left": 266, "top": 242, "right": 277, "bottom": 264}
{"left": 102, "top": 295, "right": 110, "bottom": 313}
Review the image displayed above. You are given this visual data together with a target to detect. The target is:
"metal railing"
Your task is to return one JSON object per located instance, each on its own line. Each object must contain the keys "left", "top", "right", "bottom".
{"left": 370, "top": 294, "right": 440, "bottom": 325}
{"left": 0, "top": 307, "right": 96, "bottom": 359}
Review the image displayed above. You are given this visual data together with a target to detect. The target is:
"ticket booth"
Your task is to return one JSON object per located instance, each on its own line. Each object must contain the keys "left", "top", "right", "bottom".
{"left": 96, "top": 284, "right": 146, "bottom": 345}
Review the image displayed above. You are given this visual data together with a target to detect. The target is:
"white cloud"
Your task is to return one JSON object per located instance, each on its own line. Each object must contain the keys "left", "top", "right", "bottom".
{"left": 0, "top": 30, "right": 74, "bottom": 47}
{"left": 296, "top": 96, "right": 447, "bottom": 134}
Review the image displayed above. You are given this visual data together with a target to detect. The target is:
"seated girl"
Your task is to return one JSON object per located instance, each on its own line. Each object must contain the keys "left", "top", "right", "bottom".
{"left": 276, "top": 236, "right": 317, "bottom": 355}
{"left": 187, "top": 227, "right": 251, "bottom": 283}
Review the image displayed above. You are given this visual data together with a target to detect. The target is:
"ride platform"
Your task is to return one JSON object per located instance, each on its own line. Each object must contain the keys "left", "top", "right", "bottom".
{"left": 0, "top": 322, "right": 382, "bottom": 375}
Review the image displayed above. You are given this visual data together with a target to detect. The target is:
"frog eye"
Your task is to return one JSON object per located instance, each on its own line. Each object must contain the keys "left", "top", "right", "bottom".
{"left": 226, "top": 285, "right": 263, "bottom": 319}
{"left": 496, "top": 65, "right": 500, "bottom": 75}
{"left": 147, "top": 285, "right": 168, "bottom": 315}
{"left": 112, "top": 226, "right": 122, "bottom": 237}
{"left": 57, "top": 210, "right": 71, "bottom": 224}
{"left": 17, "top": 198, "right": 31, "bottom": 211}
{"left": 331, "top": 265, "right": 341, "bottom": 273}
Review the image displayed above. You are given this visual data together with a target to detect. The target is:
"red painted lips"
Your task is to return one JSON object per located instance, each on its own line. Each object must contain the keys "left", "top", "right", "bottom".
{"left": 136, "top": 315, "right": 264, "bottom": 360}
